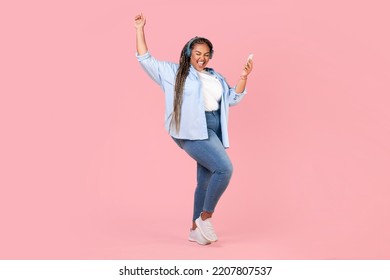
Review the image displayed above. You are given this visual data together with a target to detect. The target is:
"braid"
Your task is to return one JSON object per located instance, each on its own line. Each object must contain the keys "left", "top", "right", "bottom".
{"left": 171, "top": 49, "right": 191, "bottom": 132}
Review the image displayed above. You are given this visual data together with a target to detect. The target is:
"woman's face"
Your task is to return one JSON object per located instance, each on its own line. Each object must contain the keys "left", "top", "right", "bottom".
{"left": 190, "top": 43, "right": 211, "bottom": 71}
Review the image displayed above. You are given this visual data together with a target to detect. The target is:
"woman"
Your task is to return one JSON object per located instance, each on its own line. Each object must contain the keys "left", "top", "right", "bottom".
{"left": 134, "top": 14, "right": 253, "bottom": 245}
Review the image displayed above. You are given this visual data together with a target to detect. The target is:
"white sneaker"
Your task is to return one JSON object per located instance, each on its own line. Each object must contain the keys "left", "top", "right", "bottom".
{"left": 188, "top": 227, "right": 211, "bottom": 245}
{"left": 195, "top": 215, "right": 218, "bottom": 242}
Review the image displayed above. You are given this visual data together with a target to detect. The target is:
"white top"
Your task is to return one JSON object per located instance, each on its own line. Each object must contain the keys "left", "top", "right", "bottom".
{"left": 197, "top": 70, "right": 223, "bottom": 111}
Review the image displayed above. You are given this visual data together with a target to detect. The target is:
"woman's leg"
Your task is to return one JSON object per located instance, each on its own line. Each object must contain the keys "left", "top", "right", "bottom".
{"left": 182, "top": 129, "right": 233, "bottom": 241}
{"left": 181, "top": 129, "right": 233, "bottom": 219}
{"left": 173, "top": 110, "right": 231, "bottom": 241}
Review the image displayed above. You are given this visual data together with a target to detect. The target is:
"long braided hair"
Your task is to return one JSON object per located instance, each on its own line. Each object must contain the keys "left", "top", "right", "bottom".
{"left": 170, "top": 37, "right": 214, "bottom": 133}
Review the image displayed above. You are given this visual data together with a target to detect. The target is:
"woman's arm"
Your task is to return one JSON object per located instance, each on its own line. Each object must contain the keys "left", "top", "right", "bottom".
{"left": 134, "top": 14, "right": 148, "bottom": 55}
{"left": 235, "top": 58, "right": 253, "bottom": 93}
{"left": 134, "top": 13, "right": 177, "bottom": 87}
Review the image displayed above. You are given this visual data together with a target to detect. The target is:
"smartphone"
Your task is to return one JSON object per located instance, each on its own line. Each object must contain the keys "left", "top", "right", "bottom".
{"left": 247, "top": 53, "right": 254, "bottom": 61}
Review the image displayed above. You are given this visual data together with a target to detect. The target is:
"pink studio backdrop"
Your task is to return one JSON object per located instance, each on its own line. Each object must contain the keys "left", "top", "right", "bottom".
{"left": 1, "top": 0, "right": 390, "bottom": 259}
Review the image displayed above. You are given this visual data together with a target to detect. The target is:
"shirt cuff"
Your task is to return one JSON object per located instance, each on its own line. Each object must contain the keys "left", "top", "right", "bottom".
{"left": 135, "top": 51, "right": 151, "bottom": 61}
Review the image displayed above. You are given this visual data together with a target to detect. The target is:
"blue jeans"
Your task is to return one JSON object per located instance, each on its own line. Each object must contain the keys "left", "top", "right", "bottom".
{"left": 172, "top": 110, "right": 233, "bottom": 221}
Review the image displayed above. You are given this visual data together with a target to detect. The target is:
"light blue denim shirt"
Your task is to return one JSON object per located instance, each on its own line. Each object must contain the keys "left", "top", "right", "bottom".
{"left": 136, "top": 51, "right": 247, "bottom": 148}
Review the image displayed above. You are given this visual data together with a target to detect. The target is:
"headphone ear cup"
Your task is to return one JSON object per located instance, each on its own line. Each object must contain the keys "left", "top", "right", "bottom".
{"left": 185, "top": 36, "right": 198, "bottom": 57}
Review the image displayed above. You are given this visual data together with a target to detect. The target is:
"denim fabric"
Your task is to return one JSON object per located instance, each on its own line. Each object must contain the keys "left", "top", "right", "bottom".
{"left": 173, "top": 110, "right": 233, "bottom": 221}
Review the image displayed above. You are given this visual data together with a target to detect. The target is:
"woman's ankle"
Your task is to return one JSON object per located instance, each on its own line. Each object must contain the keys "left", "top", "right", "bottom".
{"left": 201, "top": 211, "right": 213, "bottom": 220}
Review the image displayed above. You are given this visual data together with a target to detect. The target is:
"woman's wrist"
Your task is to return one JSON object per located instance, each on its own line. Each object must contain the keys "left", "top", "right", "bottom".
{"left": 240, "top": 75, "right": 248, "bottom": 80}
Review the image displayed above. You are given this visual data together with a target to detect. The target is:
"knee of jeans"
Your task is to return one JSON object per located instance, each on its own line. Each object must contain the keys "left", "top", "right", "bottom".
{"left": 216, "top": 161, "right": 233, "bottom": 177}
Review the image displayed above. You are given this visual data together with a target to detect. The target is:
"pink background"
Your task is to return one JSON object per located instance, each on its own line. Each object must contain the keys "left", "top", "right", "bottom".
{"left": 1, "top": 0, "right": 390, "bottom": 259}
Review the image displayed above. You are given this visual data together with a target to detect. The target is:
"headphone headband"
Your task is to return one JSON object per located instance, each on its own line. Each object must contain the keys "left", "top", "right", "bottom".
{"left": 185, "top": 36, "right": 213, "bottom": 58}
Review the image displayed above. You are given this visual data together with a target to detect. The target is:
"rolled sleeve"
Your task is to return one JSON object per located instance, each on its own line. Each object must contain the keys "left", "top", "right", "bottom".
{"left": 228, "top": 87, "right": 247, "bottom": 106}
{"left": 136, "top": 51, "right": 151, "bottom": 62}
{"left": 135, "top": 51, "right": 177, "bottom": 87}
{"left": 135, "top": 51, "right": 163, "bottom": 85}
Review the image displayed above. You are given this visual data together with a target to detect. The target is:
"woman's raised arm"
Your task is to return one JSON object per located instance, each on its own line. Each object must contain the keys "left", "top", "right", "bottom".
{"left": 134, "top": 13, "right": 148, "bottom": 55}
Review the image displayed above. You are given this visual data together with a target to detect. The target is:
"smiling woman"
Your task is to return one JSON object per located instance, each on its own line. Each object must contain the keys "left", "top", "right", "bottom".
{"left": 189, "top": 42, "right": 212, "bottom": 71}
{"left": 134, "top": 13, "right": 253, "bottom": 246}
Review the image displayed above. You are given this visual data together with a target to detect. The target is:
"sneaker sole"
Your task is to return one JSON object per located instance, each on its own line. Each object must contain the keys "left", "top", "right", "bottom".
{"left": 188, "top": 237, "right": 211, "bottom": 246}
